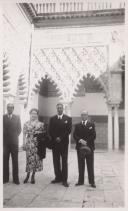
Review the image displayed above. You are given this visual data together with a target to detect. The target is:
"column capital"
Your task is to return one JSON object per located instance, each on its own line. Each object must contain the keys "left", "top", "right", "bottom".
{"left": 107, "top": 100, "right": 120, "bottom": 109}
{"left": 107, "top": 103, "right": 113, "bottom": 109}
{"left": 107, "top": 102, "right": 114, "bottom": 111}
{"left": 113, "top": 103, "right": 120, "bottom": 110}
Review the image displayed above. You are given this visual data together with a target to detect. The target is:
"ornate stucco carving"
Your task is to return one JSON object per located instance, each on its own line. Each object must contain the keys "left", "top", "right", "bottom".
{"left": 32, "top": 45, "right": 108, "bottom": 102}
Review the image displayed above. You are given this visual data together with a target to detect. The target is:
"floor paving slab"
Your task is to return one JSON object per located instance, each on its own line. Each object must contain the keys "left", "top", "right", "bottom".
{"left": 93, "top": 201, "right": 113, "bottom": 207}
{"left": 104, "top": 190, "right": 124, "bottom": 204}
{"left": 38, "top": 184, "right": 67, "bottom": 201}
{"left": 57, "top": 201, "right": 82, "bottom": 207}
{"left": 61, "top": 185, "right": 85, "bottom": 203}
{"left": 28, "top": 198, "right": 61, "bottom": 207}
{"left": 4, "top": 193, "right": 36, "bottom": 207}
{"left": 3, "top": 150, "right": 125, "bottom": 208}
{"left": 82, "top": 201, "right": 94, "bottom": 207}
{"left": 29, "top": 198, "right": 82, "bottom": 208}
{"left": 3, "top": 184, "right": 23, "bottom": 200}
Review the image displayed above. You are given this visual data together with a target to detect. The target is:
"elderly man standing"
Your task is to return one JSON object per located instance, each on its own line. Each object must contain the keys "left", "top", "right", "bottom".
{"left": 49, "top": 103, "right": 72, "bottom": 187}
{"left": 73, "top": 110, "right": 96, "bottom": 187}
{"left": 3, "top": 103, "right": 21, "bottom": 184}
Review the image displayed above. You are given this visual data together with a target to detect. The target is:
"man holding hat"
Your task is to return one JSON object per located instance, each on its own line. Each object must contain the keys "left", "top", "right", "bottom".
{"left": 73, "top": 110, "right": 96, "bottom": 187}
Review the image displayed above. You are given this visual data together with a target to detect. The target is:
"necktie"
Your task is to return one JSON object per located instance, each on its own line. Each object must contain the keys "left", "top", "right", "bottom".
{"left": 9, "top": 115, "right": 12, "bottom": 119}
{"left": 83, "top": 121, "right": 85, "bottom": 125}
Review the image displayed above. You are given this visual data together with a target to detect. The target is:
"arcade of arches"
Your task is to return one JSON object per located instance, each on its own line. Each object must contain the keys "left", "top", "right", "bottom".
{"left": 2, "top": 0, "right": 125, "bottom": 150}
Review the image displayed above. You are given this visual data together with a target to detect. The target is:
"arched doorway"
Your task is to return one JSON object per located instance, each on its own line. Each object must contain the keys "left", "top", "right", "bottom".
{"left": 71, "top": 74, "right": 108, "bottom": 149}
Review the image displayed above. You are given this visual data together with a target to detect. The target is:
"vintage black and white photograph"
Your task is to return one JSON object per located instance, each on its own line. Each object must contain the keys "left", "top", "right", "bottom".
{"left": 1, "top": 0, "right": 127, "bottom": 208}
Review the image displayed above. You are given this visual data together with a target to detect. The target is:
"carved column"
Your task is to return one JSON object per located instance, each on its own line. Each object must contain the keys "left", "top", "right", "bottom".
{"left": 64, "top": 102, "right": 72, "bottom": 116}
{"left": 113, "top": 104, "right": 120, "bottom": 150}
{"left": 109, "top": 69, "right": 122, "bottom": 150}
{"left": 107, "top": 103, "right": 113, "bottom": 150}
{"left": 18, "top": 103, "right": 25, "bottom": 147}
{"left": 25, "top": 24, "right": 34, "bottom": 114}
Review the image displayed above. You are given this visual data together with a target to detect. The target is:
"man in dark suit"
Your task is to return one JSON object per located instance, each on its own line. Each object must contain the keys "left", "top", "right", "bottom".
{"left": 73, "top": 110, "right": 96, "bottom": 188}
{"left": 49, "top": 103, "right": 72, "bottom": 187}
{"left": 3, "top": 103, "right": 21, "bottom": 184}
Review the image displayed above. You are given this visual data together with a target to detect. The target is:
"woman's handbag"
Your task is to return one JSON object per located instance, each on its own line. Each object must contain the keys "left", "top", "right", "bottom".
{"left": 44, "top": 135, "right": 53, "bottom": 149}
{"left": 36, "top": 133, "right": 46, "bottom": 160}
{"left": 79, "top": 145, "right": 92, "bottom": 159}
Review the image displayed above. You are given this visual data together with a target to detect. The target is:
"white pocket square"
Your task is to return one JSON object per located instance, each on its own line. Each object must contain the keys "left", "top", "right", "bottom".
{"left": 65, "top": 120, "right": 68, "bottom": 124}
{"left": 89, "top": 127, "right": 92, "bottom": 129}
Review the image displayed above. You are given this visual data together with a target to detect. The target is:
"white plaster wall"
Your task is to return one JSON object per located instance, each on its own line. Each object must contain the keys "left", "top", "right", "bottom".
{"left": 3, "top": 4, "right": 31, "bottom": 34}
{"left": 34, "top": 24, "right": 124, "bottom": 47}
{"left": 3, "top": 3, "right": 31, "bottom": 97}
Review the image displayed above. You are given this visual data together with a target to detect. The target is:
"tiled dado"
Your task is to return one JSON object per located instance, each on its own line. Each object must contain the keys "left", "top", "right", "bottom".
{"left": 39, "top": 115, "right": 124, "bottom": 149}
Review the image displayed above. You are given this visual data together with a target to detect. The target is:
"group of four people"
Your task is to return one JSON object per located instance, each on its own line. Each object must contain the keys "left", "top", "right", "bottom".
{"left": 3, "top": 103, "right": 96, "bottom": 188}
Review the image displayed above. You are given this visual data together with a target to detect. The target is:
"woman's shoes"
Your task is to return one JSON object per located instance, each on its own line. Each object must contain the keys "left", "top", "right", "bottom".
{"left": 23, "top": 177, "right": 29, "bottom": 183}
{"left": 23, "top": 173, "right": 35, "bottom": 184}
{"left": 23, "top": 173, "right": 30, "bottom": 183}
{"left": 31, "top": 176, "right": 35, "bottom": 184}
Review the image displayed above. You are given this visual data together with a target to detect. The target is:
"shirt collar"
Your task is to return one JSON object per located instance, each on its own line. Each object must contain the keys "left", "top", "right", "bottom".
{"left": 58, "top": 114, "right": 63, "bottom": 119}
{"left": 82, "top": 120, "right": 88, "bottom": 125}
{"left": 8, "top": 114, "right": 12, "bottom": 118}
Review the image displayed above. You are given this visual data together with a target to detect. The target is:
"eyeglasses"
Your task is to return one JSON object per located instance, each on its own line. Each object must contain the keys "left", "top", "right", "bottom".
{"left": 31, "top": 112, "right": 38, "bottom": 115}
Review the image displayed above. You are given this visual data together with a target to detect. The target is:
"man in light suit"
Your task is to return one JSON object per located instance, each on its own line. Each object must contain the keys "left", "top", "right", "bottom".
{"left": 3, "top": 103, "right": 21, "bottom": 184}
{"left": 49, "top": 103, "right": 72, "bottom": 187}
{"left": 73, "top": 110, "right": 96, "bottom": 187}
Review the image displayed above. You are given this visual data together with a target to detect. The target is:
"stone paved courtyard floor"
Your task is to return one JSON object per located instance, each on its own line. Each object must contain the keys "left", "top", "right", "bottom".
{"left": 3, "top": 149, "right": 125, "bottom": 208}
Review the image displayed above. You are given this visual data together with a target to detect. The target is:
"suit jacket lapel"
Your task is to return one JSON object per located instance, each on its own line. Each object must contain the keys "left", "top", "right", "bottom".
{"left": 80, "top": 122, "right": 83, "bottom": 127}
{"left": 54, "top": 115, "right": 57, "bottom": 122}
{"left": 62, "top": 114, "right": 65, "bottom": 121}
{"left": 80, "top": 120, "right": 89, "bottom": 128}
{"left": 11, "top": 114, "right": 14, "bottom": 120}
{"left": 86, "top": 121, "right": 90, "bottom": 127}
